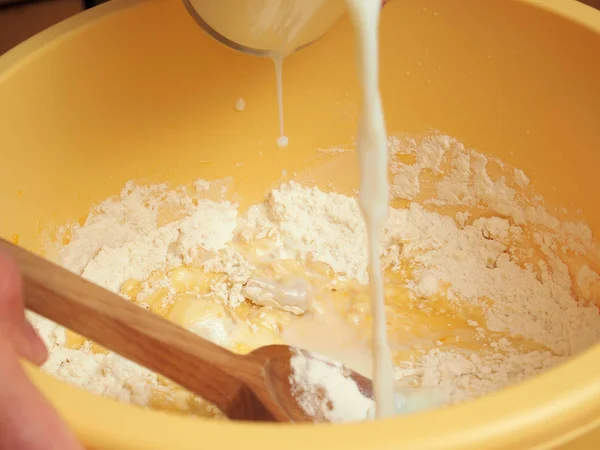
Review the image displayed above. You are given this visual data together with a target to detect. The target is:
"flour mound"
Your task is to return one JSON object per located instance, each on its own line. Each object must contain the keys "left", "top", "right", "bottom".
{"left": 31, "top": 132, "right": 600, "bottom": 417}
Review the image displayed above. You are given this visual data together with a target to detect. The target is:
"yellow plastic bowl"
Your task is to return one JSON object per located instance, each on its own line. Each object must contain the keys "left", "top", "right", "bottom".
{"left": 2, "top": 0, "right": 600, "bottom": 448}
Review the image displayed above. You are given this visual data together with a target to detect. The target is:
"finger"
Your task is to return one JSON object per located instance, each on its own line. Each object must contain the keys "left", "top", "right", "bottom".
{"left": 22, "top": 319, "right": 49, "bottom": 366}
{"left": 0, "top": 252, "right": 47, "bottom": 365}
{"left": 0, "top": 340, "right": 84, "bottom": 450}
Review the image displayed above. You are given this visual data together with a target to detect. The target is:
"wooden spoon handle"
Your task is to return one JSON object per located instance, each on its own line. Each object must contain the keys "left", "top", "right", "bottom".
{"left": 0, "top": 238, "right": 252, "bottom": 413}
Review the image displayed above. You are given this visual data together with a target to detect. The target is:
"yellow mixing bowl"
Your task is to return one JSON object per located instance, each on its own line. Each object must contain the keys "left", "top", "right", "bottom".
{"left": 1, "top": 0, "right": 600, "bottom": 448}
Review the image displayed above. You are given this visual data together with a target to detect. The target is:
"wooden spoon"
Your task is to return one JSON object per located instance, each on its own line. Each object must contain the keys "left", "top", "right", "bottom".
{"left": 0, "top": 238, "right": 372, "bottom": 423}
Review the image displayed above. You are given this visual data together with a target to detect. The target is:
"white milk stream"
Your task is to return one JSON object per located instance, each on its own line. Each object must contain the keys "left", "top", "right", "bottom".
{"left": 273, "top": 57, "right": 289, "bottom": 148}
{"left": 345, "top": 0, "right": 395, "bottom": 418}
{"left": 268, "top": 0, "right": 395, "bottom": 417}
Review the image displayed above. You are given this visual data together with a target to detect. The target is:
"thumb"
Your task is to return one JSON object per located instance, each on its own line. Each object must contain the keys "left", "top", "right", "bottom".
{"left": 0, "top": 252, "right": 47, "bottom": 365}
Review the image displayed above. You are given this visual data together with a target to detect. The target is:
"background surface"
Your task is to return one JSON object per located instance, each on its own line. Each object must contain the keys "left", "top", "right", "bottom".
{"left": 2, "top": 0, "right": 600, "bottom": 56}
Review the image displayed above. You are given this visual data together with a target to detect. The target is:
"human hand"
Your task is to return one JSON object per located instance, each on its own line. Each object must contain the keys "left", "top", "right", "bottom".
{"left": 0, "top": 252, "right": 83, "bottom": 450}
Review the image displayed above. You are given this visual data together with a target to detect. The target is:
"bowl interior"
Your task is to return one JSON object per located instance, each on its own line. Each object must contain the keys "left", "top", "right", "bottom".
{"left": 2, "top": 0, "right": 600, "bottom": 448}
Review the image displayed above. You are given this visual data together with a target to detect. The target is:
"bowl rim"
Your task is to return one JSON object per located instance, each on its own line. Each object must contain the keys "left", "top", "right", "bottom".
{"left": 3, "top": 0, "right": 600, "bottom": 448}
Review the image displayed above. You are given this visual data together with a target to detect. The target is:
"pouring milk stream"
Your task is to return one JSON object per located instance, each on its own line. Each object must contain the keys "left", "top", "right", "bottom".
{"left": 345, "top": 0, "right": 395, "bottom": 418}
{"left": 185, "top": 0, "right": 395, "bottom": 418}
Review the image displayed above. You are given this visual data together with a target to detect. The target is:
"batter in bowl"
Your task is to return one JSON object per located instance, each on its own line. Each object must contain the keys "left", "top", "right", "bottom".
{"left": 29, "top": 131, "right": 600, "bottom": 421}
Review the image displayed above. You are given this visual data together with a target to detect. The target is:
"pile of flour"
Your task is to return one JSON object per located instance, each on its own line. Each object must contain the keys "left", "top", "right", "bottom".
{"left": 30, "top": 132, "right": 600, "bottom": 420}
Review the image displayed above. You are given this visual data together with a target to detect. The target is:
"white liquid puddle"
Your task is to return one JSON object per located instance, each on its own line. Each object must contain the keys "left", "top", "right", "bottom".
{"left": 346, "top": 0, "right": 396, "bottom": 418}
{"left": 283, "top": 306, "right": 374, "bottom": 378}
{"left": 273, "top": 56, "right": 289, "bottom": 148}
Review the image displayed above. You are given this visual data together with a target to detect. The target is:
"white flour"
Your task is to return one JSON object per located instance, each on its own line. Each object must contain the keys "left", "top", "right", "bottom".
{"left": 64, "top": 183, "right": 238, "bottom": 293}
{"left": 244, "top": 183, "right": 371, "bottom": 282}
{"left": 30, "top": 313, "right": 161, "bottom": 405}
{"left": 31, "top": 132, "right": 600, "bottom": 421}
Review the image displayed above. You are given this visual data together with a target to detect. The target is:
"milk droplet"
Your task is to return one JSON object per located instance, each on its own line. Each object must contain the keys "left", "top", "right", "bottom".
{"left": 235, "top": 97, "right": 246, "bottom": 111}
{"left": 277, "top": 136, "right": 289, "bottom": 148}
